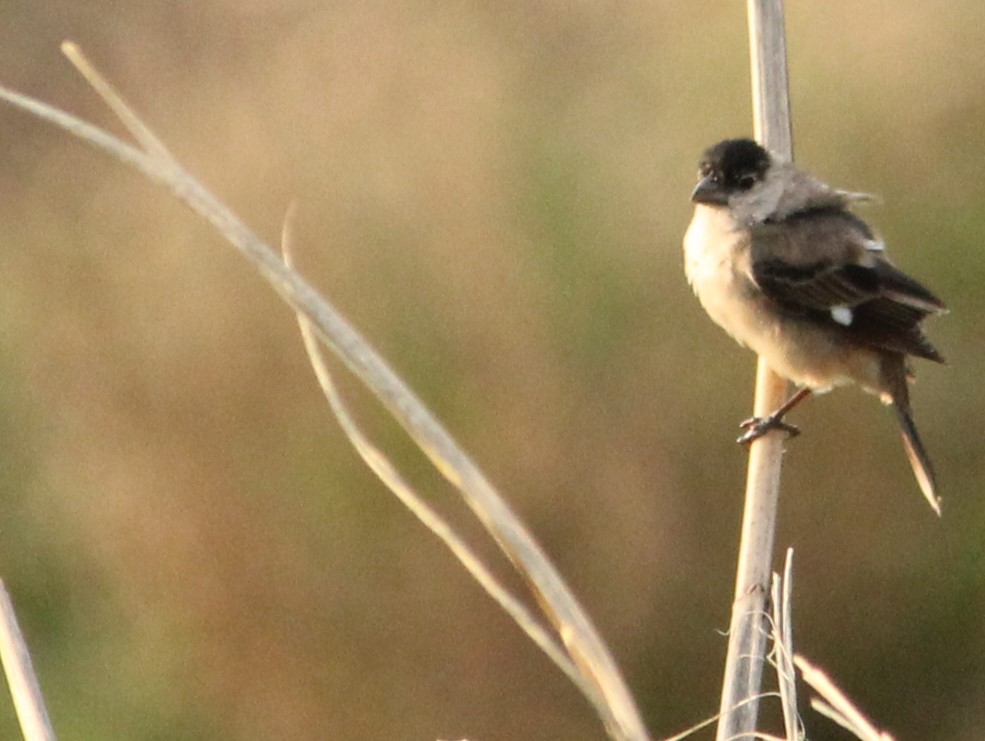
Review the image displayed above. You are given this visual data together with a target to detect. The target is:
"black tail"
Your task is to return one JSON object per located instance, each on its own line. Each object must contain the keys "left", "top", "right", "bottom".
{"left": 893, "top": 404, "right": 941, "bottom": 516}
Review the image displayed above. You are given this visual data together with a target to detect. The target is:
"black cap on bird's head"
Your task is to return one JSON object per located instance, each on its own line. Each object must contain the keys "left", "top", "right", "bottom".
{"left": 691, "top": 138, "right": 771, "bottom": 205}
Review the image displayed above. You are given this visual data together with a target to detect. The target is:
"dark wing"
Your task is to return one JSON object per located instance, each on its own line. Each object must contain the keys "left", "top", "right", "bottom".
{"left": 750, "top": 207, "right": 946, "bottom": 363}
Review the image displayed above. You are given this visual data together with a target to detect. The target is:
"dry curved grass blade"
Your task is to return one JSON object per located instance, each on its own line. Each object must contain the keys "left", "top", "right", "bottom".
{"left": 771, "top": 549, "right": 801, "bottom": 740}
{"left": 0, "top": 44, "right": 650, "bottom": 740}
{"left": 0, "top": 580, "right": 56, "bottom": 741}
{"left": 61, "top": 41, "right": 176, "bottom": 164}
{"left": 794, "top": 656, "right": 894, "bottom": 741}
{"left": 280, "top": 207, "right": 601, "bottom": 707}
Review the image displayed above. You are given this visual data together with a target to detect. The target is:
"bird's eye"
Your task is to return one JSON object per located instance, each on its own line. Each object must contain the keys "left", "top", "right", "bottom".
{"left": 737, "top": 173, "right": 757, "bottom": 190}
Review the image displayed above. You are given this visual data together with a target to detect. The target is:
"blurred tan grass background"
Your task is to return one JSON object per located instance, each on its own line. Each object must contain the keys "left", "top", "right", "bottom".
{"left": 0, "top": 1, "right": 983, "bottom": 739}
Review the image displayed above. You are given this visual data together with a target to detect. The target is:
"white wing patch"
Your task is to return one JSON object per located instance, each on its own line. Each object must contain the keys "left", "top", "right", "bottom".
{"left": 863, "top": 238, "right": 885, "bottom": 252}
{"left": 830, "top": 305, "right": 854, "bottom": 326}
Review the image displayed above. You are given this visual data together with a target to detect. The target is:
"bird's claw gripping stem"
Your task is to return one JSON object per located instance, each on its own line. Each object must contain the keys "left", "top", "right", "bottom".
{"left": 737, "top": 415, "right": 801, "bottom": 447}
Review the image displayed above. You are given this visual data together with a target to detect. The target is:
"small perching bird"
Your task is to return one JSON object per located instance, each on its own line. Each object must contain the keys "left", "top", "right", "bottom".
{"left": 683, "top": 138, "right": 947, "bottom": 515}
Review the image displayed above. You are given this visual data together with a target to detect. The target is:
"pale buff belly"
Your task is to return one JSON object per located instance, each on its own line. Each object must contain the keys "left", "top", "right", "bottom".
{"left": 684, "top": 206, "right": 887, "bottom": 398}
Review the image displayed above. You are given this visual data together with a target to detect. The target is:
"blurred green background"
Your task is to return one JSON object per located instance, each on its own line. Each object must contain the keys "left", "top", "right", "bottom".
{"left": 0, "top": 1, "right": 982, "bottom": 739}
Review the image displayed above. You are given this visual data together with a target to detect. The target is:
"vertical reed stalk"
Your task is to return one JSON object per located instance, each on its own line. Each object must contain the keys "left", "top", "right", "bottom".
{"left": 715, "top": 1, "right": 793, "bottom": 738}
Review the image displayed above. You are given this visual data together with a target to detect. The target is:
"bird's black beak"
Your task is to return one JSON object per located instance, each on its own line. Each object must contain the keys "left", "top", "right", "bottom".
{"left": 690, "top": 174, "right": 729, "bottom": 205}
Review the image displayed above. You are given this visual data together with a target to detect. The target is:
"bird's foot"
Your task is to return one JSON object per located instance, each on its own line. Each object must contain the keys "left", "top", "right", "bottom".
{"left": 737, "top": 415, "right": 801, "bottom": 447}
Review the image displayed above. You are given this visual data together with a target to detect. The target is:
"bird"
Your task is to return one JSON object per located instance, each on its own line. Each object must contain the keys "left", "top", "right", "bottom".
{"left": 683, "top": 138, "right": 947, "bottom": 515}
